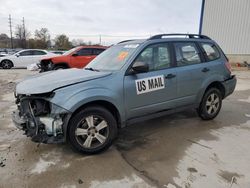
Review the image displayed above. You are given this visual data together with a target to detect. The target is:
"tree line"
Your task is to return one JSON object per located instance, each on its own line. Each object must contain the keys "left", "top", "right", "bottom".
{"left": 0, "top": 27, "right": 94, "bottom": 50}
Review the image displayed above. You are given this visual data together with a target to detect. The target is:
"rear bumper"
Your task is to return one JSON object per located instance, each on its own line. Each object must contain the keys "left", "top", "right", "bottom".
{"left": 222, "top": 75, "right": 237, "bottom": 98}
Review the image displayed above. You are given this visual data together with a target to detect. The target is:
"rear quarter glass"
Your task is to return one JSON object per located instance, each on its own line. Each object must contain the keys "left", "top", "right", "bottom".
{"left": 215, "top": 43, "right": 232, "bottom": 74}
{"left": 215, "top": 42, "right": 228, "bottom": 61}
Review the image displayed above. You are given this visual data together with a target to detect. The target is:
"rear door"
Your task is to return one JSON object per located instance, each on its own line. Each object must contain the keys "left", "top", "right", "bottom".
{"left": 174, "top": 42, "right": 208, "bottom": 107}
{"left": 70, "top": 48, "right": 95, "bottom": 68}
{"left": 199, "top": 42, "right": 222, "bottom": 76}
{"left": 124, "top": 42, "right": 177, "bottom": 119}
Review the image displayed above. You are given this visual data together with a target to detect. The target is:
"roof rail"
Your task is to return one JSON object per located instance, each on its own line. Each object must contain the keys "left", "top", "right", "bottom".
{"left": 117, "top": 40, "right": 135, "bottom": 44}
{"left": 148, "top": 33, "right": 211, "bottom": 40}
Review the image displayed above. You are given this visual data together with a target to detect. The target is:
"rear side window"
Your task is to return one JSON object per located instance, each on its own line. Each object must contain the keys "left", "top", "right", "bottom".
{"left": 134, "top": 43, "right": 171, "bottom": 71}
{"left": 77, "top": 48, "right": 92, "bottom": 56}
{"left": 174, "top": 43, "right": 201, "bottom": 66}
{"left": 32, "top": 50, "right": 47, "bottom": 55}
{"left": 19, "top": 50, "right": 32, "bottom": 56}
{"left": 201, "top": 43, "right": 220, "bottom": 61}
{"left": 93, "top": 49, "right": 105, "bottom": 55}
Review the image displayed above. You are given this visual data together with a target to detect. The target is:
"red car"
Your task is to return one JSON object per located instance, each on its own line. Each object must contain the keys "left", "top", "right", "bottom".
{"left": 39, "top": 46, "right": 107, "bottom": 72}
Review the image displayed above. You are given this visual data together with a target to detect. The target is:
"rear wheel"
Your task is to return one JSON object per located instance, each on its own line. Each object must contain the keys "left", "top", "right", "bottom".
{"left": 197, "top": 88, "right": 222, "bottom": 120}
{"left": 1, "top": 60, "right": 13, "bottom": 69}
{"left": 68, "top": 106, "right": 117, "bottom": 154}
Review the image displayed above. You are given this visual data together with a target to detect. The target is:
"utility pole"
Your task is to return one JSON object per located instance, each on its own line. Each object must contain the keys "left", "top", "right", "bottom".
{"left": 22, "top": 17, "right": 26, "bottom": 48}
{"left": 199, "top": 0, "right": 205, "bottom": 35}
{"left": 8, "top": 14, "right": 13, "bottom": 49}
{"left": 99, "top": 34, "right": 102, "bottom": 45}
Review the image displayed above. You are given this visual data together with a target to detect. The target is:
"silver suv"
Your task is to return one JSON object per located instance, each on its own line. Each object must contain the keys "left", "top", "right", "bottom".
{"left": 12, "top": 34, "right": 236, "bottom": 154}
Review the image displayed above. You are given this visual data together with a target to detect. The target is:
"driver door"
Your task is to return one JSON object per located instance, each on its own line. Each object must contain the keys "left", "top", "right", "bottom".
{"left": 124, "top": 43, "right": 177, "bottom": 119}
{"left": 16, "top": 50, "right": 34, "bottom": 67}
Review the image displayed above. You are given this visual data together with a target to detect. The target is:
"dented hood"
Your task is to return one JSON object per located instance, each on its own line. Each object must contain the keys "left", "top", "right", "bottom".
{"left": 16, "top": 69, "right": 111, "bottom": 95}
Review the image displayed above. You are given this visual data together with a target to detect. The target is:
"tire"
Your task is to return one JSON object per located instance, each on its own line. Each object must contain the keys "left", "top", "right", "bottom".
{"left": 1, "top": 60, "right": 13, "bottom": 69}
{"left": 52, "top": 65, "right": 67, "bottom": 70}
{"left": 68, "top": 106, "right": 118, "bottom": 154}
{"left": 197, "top": 88, "right": 222, "bottom": 120}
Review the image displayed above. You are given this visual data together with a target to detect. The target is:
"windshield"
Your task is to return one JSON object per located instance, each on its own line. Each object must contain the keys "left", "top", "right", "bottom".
{"left": 86, "top": 43, "right": 140, "bottom": 71}
{"left": 63, "top": 47, "right": 79, "bottom": 55}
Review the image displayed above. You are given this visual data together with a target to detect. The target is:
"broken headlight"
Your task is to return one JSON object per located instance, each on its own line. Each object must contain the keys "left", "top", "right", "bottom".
{"left": 17, "top": 96, "right": 70, "bottom": 140}
{"left": 29, "top": 99, "right": 50, "bottom": 116}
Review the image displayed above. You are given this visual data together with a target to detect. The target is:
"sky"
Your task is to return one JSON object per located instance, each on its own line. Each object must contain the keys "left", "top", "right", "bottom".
{"left": 0, "top": 0, "right": 202, "bottom": 45}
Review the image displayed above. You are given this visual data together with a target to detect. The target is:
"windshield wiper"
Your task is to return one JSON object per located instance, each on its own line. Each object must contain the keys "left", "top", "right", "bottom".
{"left": 84, "top": 67, "right": 99, "bottom": 72}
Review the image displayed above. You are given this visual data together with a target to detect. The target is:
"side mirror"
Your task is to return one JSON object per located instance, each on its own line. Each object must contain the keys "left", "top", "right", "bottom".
{"left": 72, "top": 53, "right": 78, "bottom": 57}
{"left": 15, "top": 54, "right": 20, "bottom": 57}
{"left": 131, "top": 61, "right": 149, "bottom": 73}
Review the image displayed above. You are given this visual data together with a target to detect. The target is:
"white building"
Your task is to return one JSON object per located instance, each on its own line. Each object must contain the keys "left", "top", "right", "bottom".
{"left": 200, "top": 0, "right": 250, "bottom": 63}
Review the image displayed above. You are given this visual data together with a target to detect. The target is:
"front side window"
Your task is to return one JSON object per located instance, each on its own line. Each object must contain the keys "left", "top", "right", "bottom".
{"left": 134, "top": 43, "right": 171, "bottom": 71}
{"left": 174, "top": 43, "right": 201, "bottom": 66}
{"left": 77, "top": 48, "right": 92, "bottom": 56}
{"left": 19, "top": 50, "right": 32, "bottom": 56}
{"left": 201, "top": 43, "right": 220, "bottom": 61}
{"left": 64, "top": 47, "right": 79, "bottom": 55}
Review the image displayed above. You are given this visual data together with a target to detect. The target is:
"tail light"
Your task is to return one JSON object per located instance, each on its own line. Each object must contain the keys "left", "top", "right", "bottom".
{"left": 225, "top": 61, "right": 232, "bottom": 73}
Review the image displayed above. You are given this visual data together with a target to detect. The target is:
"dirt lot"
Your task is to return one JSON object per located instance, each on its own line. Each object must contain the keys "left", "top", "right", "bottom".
{"left": 0, "top": 69, "right": 250, "bottom": 188}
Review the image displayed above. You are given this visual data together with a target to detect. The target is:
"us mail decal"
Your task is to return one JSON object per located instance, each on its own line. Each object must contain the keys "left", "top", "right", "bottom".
{"left": 135, "top": 75, "right": 165, "bottom": 95}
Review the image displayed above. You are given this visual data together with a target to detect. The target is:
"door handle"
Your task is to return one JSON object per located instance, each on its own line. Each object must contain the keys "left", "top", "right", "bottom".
{"left": 165, "top": 74, "right": 176, "bottom": 79}
{"left": 202, "top": 67, "right": 210, "bottom": 72}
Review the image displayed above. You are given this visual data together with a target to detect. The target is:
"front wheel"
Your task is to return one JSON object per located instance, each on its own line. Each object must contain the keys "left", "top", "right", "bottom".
{"left": 197, "top": 88, "right": 222, "bottom": 120}
{"left": 1, "top": 60, "right": 13, "bottom": 69}
{"left": 52, "top": 65, "right": 67, "bottom": 70}
{"left": 68, "top": 106, "right": 118, "bottom": 154}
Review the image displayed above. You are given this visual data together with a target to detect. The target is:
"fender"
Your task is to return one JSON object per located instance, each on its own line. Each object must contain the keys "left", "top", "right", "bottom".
{"left": 50, "top": 87, "right": 125, "bottom": 124}
{"left": 196, "top": 74, "right": 226, "bottom": 104}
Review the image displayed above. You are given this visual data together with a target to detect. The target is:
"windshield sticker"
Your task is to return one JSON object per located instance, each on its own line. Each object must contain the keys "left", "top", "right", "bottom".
{"left": 135, "top": 75, "right": 165, "bottom": 95}
{"left": 117, "top": 51, "right": 129, "bottom": 61}
{"left": 124, "top": 44, "right": 139, "bottom": 49}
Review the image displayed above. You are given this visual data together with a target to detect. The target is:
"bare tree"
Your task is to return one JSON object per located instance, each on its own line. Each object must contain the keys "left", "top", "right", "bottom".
{"left": 71, "top": 38, "right": 87, "bottom": 46}
{"left": 0, "top": 33, "right": 10, "bottom": 48}
{"left": 34, "top": 28, "right": 51, "bottom": 49}
{"left": 15, "top": 24, "right": 30, "bottom": 48}
{"left": 54, "top": 34, "right": 72, "bottom": 50}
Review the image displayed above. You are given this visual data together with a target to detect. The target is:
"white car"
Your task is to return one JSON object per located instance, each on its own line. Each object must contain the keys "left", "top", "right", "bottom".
{"left": 0, "top": 49, "right": 57, "bottom": 69}
{"left": 0, "top": 54, "right": 7, "bottom": 57}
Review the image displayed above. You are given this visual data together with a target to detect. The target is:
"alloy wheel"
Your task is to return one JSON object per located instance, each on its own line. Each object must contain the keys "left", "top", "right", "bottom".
{"left": 2, "top": 60, "right": 11, "bottom": 69}
{"left": 205, "top": 93, "right": 220, "bottom": 115}
{"left": 75, "top": 115, "right": 109, "bottom": 149}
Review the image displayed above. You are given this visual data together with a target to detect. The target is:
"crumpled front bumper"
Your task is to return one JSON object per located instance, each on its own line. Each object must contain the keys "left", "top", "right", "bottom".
{"left": 12, "top": 98, "right": 71, "bottom": 144}
{"left": 38, "top": 60, "right": 53, "bottom": 72}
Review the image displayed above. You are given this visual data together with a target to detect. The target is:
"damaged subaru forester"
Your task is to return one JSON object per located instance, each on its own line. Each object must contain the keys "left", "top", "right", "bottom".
{"left": 12, "top": 34, "right": 236, "bottom": 154}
